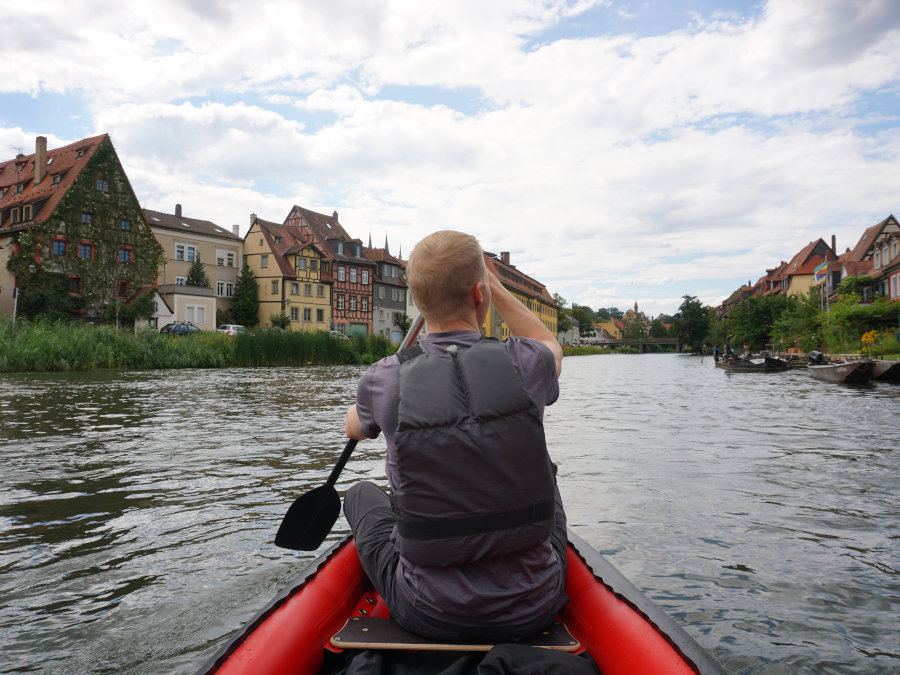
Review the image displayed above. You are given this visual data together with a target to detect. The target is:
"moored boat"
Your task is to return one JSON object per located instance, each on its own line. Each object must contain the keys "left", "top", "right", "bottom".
{"left": 872, "top": 359, "right": 900, "bottom": 381}
{"left": 199, "top": 531, "right": 724, "bottom": 675}
{"left": 715, "top": 356, "right": 789, "bottom": 372}
{"left": 807, "top": 359, "right": 876, "bottom": 383}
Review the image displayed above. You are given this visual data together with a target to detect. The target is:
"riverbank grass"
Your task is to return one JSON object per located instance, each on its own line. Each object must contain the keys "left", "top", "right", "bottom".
{"left": 0, "top": 319, "right": 395, "bottom": 372}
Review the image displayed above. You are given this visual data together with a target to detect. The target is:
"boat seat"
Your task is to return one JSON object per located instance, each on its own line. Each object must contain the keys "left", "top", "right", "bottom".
{"left": 330, "top": 617, "right": 580, "bottom": 652}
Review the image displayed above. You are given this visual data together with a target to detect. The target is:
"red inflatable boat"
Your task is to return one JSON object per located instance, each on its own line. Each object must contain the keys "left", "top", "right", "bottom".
{"left": 199, "top": 529, "right": 723, "bottom": 674}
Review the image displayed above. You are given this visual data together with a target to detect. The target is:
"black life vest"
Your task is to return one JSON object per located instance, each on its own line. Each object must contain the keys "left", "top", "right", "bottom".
{"left": 391, "top": 339, "right": 555, "bottom": 567}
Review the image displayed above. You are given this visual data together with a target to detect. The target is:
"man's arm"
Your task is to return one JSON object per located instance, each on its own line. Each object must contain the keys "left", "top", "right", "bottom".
{"left": 487, "top": 269, "right": 563, "bottom": 376}
{"left": 345, "top": 404, "right": 367, "bottom": 440}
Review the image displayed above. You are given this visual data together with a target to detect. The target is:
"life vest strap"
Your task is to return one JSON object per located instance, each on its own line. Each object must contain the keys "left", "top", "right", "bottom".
{"left": 397, "top": 500, "right": 554, "bottom": 540}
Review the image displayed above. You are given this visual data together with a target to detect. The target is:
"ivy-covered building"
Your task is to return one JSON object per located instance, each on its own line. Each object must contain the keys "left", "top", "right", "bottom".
{"left": 0, "top": 134, "right": 162, "bottom": 321}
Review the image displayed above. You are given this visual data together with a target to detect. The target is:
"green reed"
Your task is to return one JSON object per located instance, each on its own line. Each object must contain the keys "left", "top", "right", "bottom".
{"left": 0, "top": 319, "right": 395, "bottom": 372}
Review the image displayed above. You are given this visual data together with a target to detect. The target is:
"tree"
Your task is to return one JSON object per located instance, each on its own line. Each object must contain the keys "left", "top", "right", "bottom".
{"left": 393, "top": 312, "right": 412, "bottom": 338}
{"left": 607, "top": 307, "right": 624, "bottom": 319}
{"left": 552, "top": 293, "right": 573, "bottom": 334}
{"left": 672, "top": 295, "right": 709, "bottom": 352}
{"left": 726, "top": 294, "right": 796, "bottom": 351}
{"left": 837, "top": 275, "right": 874, "bottom": 301}
{"left": 649, "top": 319, "right": 669, "bottom": 338}
{"left": 771, "top": 289, "right": 824, "bottom": 352}
{"left": 269, "top": 312, "right": 291, "bottom": 329}
{"left": 185, "top": 255, "right": 211, "bottom": 288}
{"left": 595, "top": 307, "right": 610, "bottom": 320}
{"left": 230, "top": 261, "right": 260, "bottom": 326}
{"left": 570, "top": 306, "right": 596, "bottom": 338}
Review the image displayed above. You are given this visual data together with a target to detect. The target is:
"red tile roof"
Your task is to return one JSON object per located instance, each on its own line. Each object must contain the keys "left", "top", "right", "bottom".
{"left": 484, "top": 253, "right": 554, "bottom": 304}
{"left": 0, "top": 134, "right": 108, "bottom": 230}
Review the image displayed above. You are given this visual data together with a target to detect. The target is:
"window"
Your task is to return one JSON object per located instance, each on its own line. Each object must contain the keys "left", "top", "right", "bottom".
{"left": 362, "top": 298, "right": 368, "bottom": 312}
{"left": 291, "top": 282, "right": 299, "bottom": 295}
{"left": 399, "top": 289, "right": 405, "bottom": 303}
{"left": 261, "top": 255, "right": 269, "bottom": 268}
{"left": 892, "top": 240, "right": 899, "bottom": 259}
{"left": 350, "top": 268, "right": 357, "bottom": 283}
{"left": 186, "top": 305, "right": 205, "bottom": 324}
{"left": 52, "top": 239, "right": 67, "bottom": 256}
{"left": 226, "top": 282, "right": 234, "bottom": 297}
{"left": 118, "top": 248, "right": 133, "bottom": 263}
{"left": 81, "top": 212, "right": 91, "bottom": 224}
{"left": 175, "top": 276, "right": 186, "bottom": 285}
{"left": 78, "top": 243, "right": 93, "bottom": 259}
{"left": 69, "top": 276, "right": 82, "bottom": 294}
{"left": 217, "top": 281, "right": 225, "bottom": 296}
{"left": 271, "top": 281, "right": 278, "bottom": 294}
{"left": 317, "top": 285, "right": 324, "bottom": 297}
{"left": 379, "top": 286, "right": 384, "bottom": 299}
{"left": 291, "top": 307, "right": 299, "bottom": 321}
{"left": 97, "top": 178, "right": 109, "bottom": 192}
{"left": 337, "top": 295, "right": 345, "bottom": 310}
{"left": 336, "top": 241, "right": 344, "bottom": 254}
{"left": 349, "top": 296, "right": 357, "bottom": 311}
{"left": 874, "top": 250, "right": 881, "bottom": 269}
{"left": 16, "top": 184, "right": 23, "bottom": 194}
{"left": 316, "top": 309, "right": 324, "bottom": 322}
{"left": 23, "top": 205, "right": 32, "bottom": 221}
{"left": 303, "top": 308, "right": 312, "bottom": 322}
{"left": 76, "top": 149, "right": 85, "bottom": 158}
{"left": 116, "top": 280, "right": 128, "bottom": 297}
{"left": 176, "top": 244, "right": 185, "bottom": 261}
{"left": 338, "top": 266, "right": 345, "bottom": 281}
{"left": 274, "top": 236, "right": 281, "bottom": 246}
{"left": 11, "top": 208, "right": 20, "bottom": 224}
{"left": 186, "top": 245, "right": 197, "bottom": 262}
{"left": 226, "top": 252, "right": 235, "bottom": 267}
{"left": 362, "top": 270, "right": 369, "bottom": 284}
{"left": 120, "top": 219, "right": 131, "bottom": 231}
{"left": 52, "top": 174, "right": 61, "bottom": 185}
{"left": 310, "top": 259, "right": 318, "bottom": 271}
{"left": 298, "top": 258, "right": 306, "bottom": 270}
{"left": 304, "top": 284, "right": 312, "bottom": 296}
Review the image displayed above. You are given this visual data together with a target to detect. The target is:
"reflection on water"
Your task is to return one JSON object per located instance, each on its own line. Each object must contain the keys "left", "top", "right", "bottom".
{"left": 0, "top": 357, "right": 897, "bottom": 673}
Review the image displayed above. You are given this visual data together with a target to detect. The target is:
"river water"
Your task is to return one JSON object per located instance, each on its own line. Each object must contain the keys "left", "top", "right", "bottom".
{"left": 0, "top": 355, "right": 897, "bottom": 674}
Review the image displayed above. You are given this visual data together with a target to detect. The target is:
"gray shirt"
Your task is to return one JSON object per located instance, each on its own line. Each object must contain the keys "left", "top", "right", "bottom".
{"left": 354, "top": 330, "right": 563, "bottom": 626}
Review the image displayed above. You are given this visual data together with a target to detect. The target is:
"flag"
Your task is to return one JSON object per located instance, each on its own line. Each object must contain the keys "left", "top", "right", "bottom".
{"left": 813, "top": 260, "right": 827, "bottom": 283}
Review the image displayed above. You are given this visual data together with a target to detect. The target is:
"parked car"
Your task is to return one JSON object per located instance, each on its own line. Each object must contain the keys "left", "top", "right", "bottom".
{"left": 216, "top": 324, "right": 245, "bottom": 336}
{"left": 160, "top": 322, "right": 201, "bottom": 336}
{"left": 328, "top": 330, "right": 350, "bottom": 341}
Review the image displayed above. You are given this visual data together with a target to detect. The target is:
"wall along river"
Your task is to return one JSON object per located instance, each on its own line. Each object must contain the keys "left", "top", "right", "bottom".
{"left": 0, "top": 354, "right": 897, "bottom": 673}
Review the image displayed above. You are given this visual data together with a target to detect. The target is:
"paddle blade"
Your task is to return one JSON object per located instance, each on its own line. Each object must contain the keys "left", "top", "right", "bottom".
{"left": 274, "top": 485, "right": 341, "bottom": 550}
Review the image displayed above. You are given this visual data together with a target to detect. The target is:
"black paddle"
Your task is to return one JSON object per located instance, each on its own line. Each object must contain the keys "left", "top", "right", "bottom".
{"left": 274, "top": 438, "right": 358, "bottom": 550}
{"left": 274, "top": 315, "right": 426, "bottom": 551}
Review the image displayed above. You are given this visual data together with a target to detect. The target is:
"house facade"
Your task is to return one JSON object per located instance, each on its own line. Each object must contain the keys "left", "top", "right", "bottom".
{"left": 145, "top": 204, "right": 242, "bottom": 329}
{"left": 283, "top": 206, "right": 375, "bottom": 336}
{"left": 244, "top": 214, "right": 332, "bottom": 331}
{"left": 365, "top": 246, "right": 407, "bottom": 343}
{"left": 0, "top": 135, "right": 161, "bottom": 320}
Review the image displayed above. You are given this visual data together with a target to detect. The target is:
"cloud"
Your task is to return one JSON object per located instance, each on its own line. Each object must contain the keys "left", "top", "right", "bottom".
{"left": 2, "top": 0, "right": 899, "bottom": 316}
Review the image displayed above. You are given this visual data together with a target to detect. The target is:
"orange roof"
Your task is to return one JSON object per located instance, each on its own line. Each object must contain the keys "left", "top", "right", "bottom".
{"left": 0, "top": 134, "right": 108, "bottom": 230}
{"left": 484, "top": 253, "right": 554, "bottom": 305}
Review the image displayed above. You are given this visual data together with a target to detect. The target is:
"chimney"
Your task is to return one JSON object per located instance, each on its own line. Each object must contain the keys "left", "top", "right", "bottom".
{"left": 831, "top": 235, "right": 836, "bottom": 255}
{"left": 35, "top": 136, "right": 48, "bottom": 185}
{"left": 250, "top": 212, "right": 257, "bottom": 225}
{"left": 332, "top": 211, "right": 339, "bottom": 222}
{"left": 175, "top": 204, "right": 182, "bottom": 218}
{"left": 501, "top": 251, "right": 510, "bottom": 265}
{"left": 232, "top": 224, "right": 239, "bottom": 236}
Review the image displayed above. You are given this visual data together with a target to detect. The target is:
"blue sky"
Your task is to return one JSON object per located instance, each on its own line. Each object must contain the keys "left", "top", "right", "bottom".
{"left": 2, "top": 0, "right": 899, "bottom": 317}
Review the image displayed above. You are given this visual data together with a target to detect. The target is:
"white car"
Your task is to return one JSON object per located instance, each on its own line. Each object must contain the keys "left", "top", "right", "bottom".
{"left": 217, "top": 324, "right": 245, "bottom": 336}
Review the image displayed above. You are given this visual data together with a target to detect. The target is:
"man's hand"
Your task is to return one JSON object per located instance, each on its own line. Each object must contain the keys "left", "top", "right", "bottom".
{"left": 487, "top": 269, "right": 563, "bottom": 376}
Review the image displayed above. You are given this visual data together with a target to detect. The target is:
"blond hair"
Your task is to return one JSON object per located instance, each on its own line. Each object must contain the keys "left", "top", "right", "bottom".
{"left": 408, "top": 230, "right": 486, "bottom": 323}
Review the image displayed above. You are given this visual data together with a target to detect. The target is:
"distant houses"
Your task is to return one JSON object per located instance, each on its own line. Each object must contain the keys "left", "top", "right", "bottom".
{"left": 1, "top": 134, "right": 562, "bottom": 342}
{"left": 718, "top": 215, "right": 900, "bottom": 315}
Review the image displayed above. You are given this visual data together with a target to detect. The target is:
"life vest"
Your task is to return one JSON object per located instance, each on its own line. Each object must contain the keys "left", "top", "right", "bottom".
{"left": 391, "top": 339, "right": 556, "bottom": 567}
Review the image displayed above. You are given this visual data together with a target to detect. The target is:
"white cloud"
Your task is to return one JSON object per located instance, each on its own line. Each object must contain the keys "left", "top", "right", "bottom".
{"left": 2, "top": 0, "right": 899, "bottom": 314}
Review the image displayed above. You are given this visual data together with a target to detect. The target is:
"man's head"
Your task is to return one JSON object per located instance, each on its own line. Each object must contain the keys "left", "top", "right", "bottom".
{"left": 408, "top": 230, "right": 488, "bottom": 326}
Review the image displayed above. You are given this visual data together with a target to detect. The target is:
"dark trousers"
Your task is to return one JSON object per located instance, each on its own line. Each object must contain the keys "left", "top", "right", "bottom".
{"left": 343, "top": 481, "right": 569, "bottom": 641}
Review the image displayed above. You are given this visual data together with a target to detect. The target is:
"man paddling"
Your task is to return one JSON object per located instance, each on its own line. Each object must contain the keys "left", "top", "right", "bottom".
{"left": 344, "top": 230, "right": 568, "bottom": 641}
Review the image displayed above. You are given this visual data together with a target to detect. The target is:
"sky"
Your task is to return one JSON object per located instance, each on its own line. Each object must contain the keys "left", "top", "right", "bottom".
{"left": 2, "top": 0, "right": 899, "bottom": 317}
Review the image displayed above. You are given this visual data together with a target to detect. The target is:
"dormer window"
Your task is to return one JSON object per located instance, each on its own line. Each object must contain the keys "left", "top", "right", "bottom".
{"left": 76, "top": 149, "right": 85, "bottom": 159}
{"left": 23, "top": 205, "right": 32, "bottom": 221}
{"left": 874, "top": 250, "right": 881, "bottom": 269}
{"left": 52, "top": 174, "right": 61, "bottom": 185}
{"left": 336, "top": 241, "right": 344, "bottom": 255}
{"left": 16, "top": 184, "right": 23, "bottom": 194}
{"left": 274, "top": 236, "right": 281, "bottom": 245}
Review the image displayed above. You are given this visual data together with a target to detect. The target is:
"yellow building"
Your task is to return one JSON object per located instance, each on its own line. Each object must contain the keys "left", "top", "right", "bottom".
{"left": 483, "top": 252, "right": 557, "bottom": 339}
{"left": 244, "top": 214, "right": 331, "bottom": 331}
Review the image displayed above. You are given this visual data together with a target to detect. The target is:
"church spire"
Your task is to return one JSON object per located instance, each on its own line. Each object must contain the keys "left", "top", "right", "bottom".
{"left": 368, "top": 232, "right": 372, "bottom": 249}
{"left": 384, "top": 234, "right": 390, "bottom": 255}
